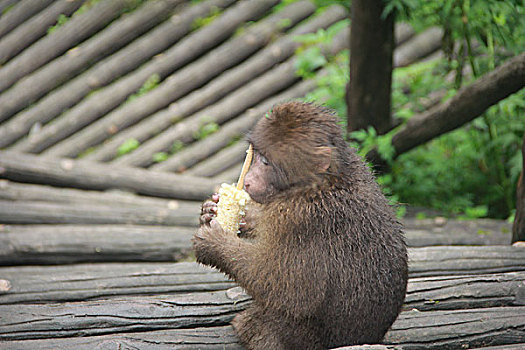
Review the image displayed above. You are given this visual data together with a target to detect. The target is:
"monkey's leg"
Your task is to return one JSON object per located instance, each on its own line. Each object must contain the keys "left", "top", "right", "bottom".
{"left": 232, "top": 306, "right": 286, "bottom": 350}
{"left": 232, "top": 306, "right": 322, "bottom": 350}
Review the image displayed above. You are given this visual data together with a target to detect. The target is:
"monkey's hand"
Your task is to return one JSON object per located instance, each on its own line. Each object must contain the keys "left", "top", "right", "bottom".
{"left": 199, "top": 193, "right": 219, "bottom": 226}
{"left": 193, "top": 219, "right": 237, "bottom": 270}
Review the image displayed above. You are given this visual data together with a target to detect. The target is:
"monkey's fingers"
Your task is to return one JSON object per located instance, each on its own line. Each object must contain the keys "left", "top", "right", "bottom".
{"left": 201, "top": 201, "right": 218, "bottom": 215}
{"left": 211, "top": 193, "right": 220, "bottom": 203}
{"left": 199, "top": 213, "right": 216, "bottom": 226}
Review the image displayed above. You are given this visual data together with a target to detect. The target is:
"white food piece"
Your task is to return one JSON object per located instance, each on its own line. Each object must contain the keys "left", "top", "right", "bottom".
{"left": 216, "top": 183, "right": 251, "bottom": 232}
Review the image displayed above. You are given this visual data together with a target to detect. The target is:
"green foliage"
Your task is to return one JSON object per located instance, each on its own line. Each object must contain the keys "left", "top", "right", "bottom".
{"left": 387, "top": 90, "right": 524, "bottom": 219}
{"left": 295, "top": 20, "right": 349, "bottom": 118}
{"left": 117, "top": 138, "right": 140, "bottom": 157}
{"left": 47, "top": 14, "right": 69, "bottom": 34}
{"left": 192, "top": 6, "right": 222, "bottom": 30}
{"left": 171, "top": 140, "right": 185, "bottom": 154}
{"left": 151, "top": 140, "right": 185, "bottom": 163}
{"left": 405, "top": 0, "right": 525, "bottom": 86}
{"left": 274, "top": 0, "right": 349, "bottom": 14}
{"left": 193, "top": 122, "right": 219, "bottom": 140}
{"left": 126, "top": 74, "right": 160, "bottom": 102}
{"left": 152, "top": 152, "right": 169, "bottom": 163}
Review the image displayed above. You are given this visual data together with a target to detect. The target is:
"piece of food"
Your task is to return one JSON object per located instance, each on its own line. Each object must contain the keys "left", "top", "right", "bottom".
{"left": 216, "top": 145, "right": 253, "bottom": 232}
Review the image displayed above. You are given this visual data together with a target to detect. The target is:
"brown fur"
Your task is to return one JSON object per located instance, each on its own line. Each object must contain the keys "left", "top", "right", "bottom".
{"left": 193, "top": 102, "right": 408, "bottom": 349}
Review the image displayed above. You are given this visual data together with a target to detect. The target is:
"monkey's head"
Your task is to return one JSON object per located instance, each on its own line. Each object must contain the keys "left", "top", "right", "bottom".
{"left": 245, "top": 102, "right": 344, "bottom": 203}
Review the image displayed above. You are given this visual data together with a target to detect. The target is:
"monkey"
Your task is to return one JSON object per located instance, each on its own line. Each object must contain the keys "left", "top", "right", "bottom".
{"left": 193, "top": 101, "right": 408, "bottom": 349}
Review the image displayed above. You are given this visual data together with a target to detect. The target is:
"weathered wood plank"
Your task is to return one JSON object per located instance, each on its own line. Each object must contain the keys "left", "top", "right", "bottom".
{"left": 404, "top": 217, "right": 512, "bottom": 246}
{"left": 0, "top": 180, "right": 200, "bottom": 209}
{"left": 0, "top": 0, "right": 137, "bottom": 101}
{"left": 0, "top": 0, "right": 81, "bottom": 64}
{"left": 0, "top": 289, "right": 251, "bottom": 341}
{"left": 0, "top": 262, "right": 235, "bottom": 304}
{"left": 1, "top": 247, "right": 524, "bottom": 304}
{"left": 0, "top": 224, "right": 195, "bottom": 265}
{"left": 408, "top": 246, "right": 525, "bottom": 277}
{"left": 384, "top": 307, "right": 525, "bottom": 349}
{"left": 0, "top": 326, "right": 243, "bottom": 349}
{"left": 115, "top": 25, "right": 349, "bottom": 168}
{"left": 0, "top": 151, "right": 218, "bottom": 200}
{"left": 23, "top": 0, "right": 294, "bottom": 156}
{"left": 0, "top": 0, "right": 236, "bottom": 149}
{"left": 85, "top": 4, "right": 347, "bottom": 163}
{"left": 0, "top": 0, "right": 55, "bottom": 39}
{"left": 0, "top": 200, "right": 198, "bottom": 226}
{"left": 0, "top": 0, "right": 184, "bottom": 118}
{"left": 405, "top": 272, "right": 525, "bottom": 311}
{"left": 0, "top": 298, "right": 523, "bottom": 348}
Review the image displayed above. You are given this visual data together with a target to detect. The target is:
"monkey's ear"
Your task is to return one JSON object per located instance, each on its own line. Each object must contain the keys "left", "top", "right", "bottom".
{"left": 315, "top": 146, "right": 332, "bottom": 173}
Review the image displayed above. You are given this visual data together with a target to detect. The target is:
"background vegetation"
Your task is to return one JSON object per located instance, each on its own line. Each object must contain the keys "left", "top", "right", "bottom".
{"left": 295, "top": 0, "right": 525, "bottom": 219}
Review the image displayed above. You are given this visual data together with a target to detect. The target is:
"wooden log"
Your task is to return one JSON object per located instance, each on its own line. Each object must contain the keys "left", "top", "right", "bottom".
{"left": 393, "top": 27, "right": 443, "bottom": 67}
{"left": 213, "top": 163, "right": 244, "bottom": 183}
{"left": 84, "top": 4, "right": 348, "bottom": 162}
{"left": 0, "top": 0, "right": 184, "bottom": 118}
{"left": 404, "top": 218, "right": 512, "bottom": 247}
{"left": 0, "top": 0, "right": 55, "bottom": 39}
{"left": 114, "top": 28, "right": 349, "bottom": 168}
{"left": 151, "top": 78, "right": 319, "bottom": 172}
{"left": 0, "top": 289, "right": 251, "bottom": 341}
{"left": 0, "top": 0, "right": 18, "bottom": 17}
{"left": 0, "top": 262, "right": 235, "bottom": 304}
{"left": 0, "top": 151, "right": 218, "bottom": 200}
{"left": 0, "top": 0, "right": 77, "bottom": 64}
{"left": 0, "top": 0, "right": 235, "bottom": 149}
{"left": 409, "top": 245, "right": 525, "bottom": 277}
{"left": 0, "top": 180, "right": 200, "bottom": 209}
{"left": 0, "top": 224, "right": 196, "bottom": 265}
{"left": 10, "top": 0, "right": 279, "bottom": 154}
{"left": 39, "top": 0, "right": 312, "bottom": 158}
{"left": 394, "top": 22, "right": 415, "bottom": 46}
{"left": 1, "top": 247, "right": 524, "bottom": 304}
{"left": 405, "top": 272, "right": 525, "bottom": 311}
{"left": 0, "top": 293, "right": 523, "bottom": 347}
{"left": 0, "top": 0, "right": 137, "bottom": 100}
{"left": 187, "top": 142, "right": 249, "bottom": 177}
{"left": 0, "top": 326, "right": 243, "bottom": 350}
{"left": 384, "top": 307, "right": 525, "bottom": 349}
{"left": 405, "top": 228, "right": 511, "bottom": 246}
{"left": 0, "top": 200, "right": 199, "bottom": 226}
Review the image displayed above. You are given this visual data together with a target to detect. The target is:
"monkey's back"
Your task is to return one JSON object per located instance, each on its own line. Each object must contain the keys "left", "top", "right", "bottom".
{"left": 251, "top": 180, "right": 408, "bottom": 348}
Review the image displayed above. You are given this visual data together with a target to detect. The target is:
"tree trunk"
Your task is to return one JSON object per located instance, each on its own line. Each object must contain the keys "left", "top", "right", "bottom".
{"left": 367, "top": 53, "right": 525, "bottom": 168}
{"left": 513, "top": 132, "right": 525, "bottom": 243}
{"left": 347, "top": 0, "right": 395, "bottom": 135}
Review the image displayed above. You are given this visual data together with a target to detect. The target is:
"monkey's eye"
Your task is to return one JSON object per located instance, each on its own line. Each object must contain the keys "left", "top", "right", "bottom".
{"left": 259, "top": 154, "right": 269, "bottom": 166}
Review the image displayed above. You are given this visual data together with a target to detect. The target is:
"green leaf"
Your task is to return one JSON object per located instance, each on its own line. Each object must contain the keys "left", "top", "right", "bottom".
{"left": 117, "top": 138, "right": 140, "bottom": 156}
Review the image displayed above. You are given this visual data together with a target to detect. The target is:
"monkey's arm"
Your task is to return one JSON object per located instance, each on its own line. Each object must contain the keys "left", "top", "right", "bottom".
{"left": 193, "top": 220, "right": 256, "bottom": 279}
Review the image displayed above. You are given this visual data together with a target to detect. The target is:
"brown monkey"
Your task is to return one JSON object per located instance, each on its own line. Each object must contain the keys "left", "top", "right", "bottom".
{"left": 193, "top": 102, "right": 408, "bottom": 349}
